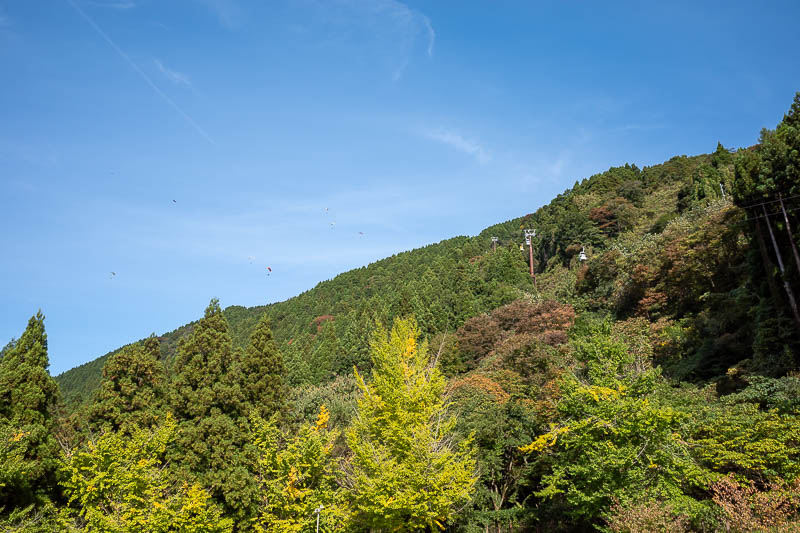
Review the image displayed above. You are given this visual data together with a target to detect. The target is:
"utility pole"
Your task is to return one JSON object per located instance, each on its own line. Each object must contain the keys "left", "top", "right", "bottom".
{"left": 524, "top": 229, "right": 536, "bottom": 288}
{"left": 778, "top": 193, "right": 800, "bottom": 278}
{"left": 491, "top": 236, "right": 498, "bottom": 252}
{"left": 762, "top": 203, "right": 800, "bottom": 329}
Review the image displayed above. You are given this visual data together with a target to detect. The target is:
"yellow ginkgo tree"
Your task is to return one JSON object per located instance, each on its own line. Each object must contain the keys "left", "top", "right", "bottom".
{"left": 346, "top": 317, "right": 477, "bottom": 532}
{"left": 250, "top": 405, "right": 349, "bottom": 532}
{"left": 59, "top": 413, "right": 232, "bottom": 533}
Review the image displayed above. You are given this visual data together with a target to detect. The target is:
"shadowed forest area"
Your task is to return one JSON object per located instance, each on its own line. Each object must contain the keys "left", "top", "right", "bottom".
{"left": 3, "top": 94, "right": 800, "bottom": 531}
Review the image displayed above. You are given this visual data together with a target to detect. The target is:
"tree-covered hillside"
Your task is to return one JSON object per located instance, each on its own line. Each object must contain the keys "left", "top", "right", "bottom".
{"left": 7, "top": 93, "right": 799, "bottom": 532}
{"left": 58, "top": 148, "right": 738, "bottom": 404}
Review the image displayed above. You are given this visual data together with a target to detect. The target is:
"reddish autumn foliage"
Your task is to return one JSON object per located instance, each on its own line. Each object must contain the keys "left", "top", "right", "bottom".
{"left": 491, "top": 299, "right": 575, "bottom": 340}
{"left": 589, "top": 197, "right": 637, "bottom": 237}
{"left": 605, "top": 498, "right": 691, "bottom": 532}
{"left": 311, "top": 315, "right": 334, "bottom": 332}
{"left": 456, "top": 300, "right": 575, "bottom": 376}
{"left": 711, "top": 474, "right": 800, "bottom": 532}
{"left": 448, "top": 374, "right": 510, "bottom": 405}
{"left": 455, "top": 314, "right": 503, "bottom": 370}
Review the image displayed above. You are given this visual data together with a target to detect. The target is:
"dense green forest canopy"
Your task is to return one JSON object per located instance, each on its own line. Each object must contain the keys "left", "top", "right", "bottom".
{"left": 4, "top": 93, "right": 800, "bottom": 531}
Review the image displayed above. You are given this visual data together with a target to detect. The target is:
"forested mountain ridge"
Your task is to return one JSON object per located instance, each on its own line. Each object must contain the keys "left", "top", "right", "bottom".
{"left": 57, "top": 142, "right": 771, "bottom": 402}
{"left": 5, "top": 93, "right": 796, "bottom": 531}
{"left": 57, "top": 149, "right": 719, "bottom": 404}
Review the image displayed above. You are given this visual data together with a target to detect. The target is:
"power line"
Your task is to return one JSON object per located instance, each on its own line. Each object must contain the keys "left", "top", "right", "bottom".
{"left": 737, "top": 192, "right": 800, "bottom": 211}
{"left": 739, "top": 203, "right": 800, "bottom": 223}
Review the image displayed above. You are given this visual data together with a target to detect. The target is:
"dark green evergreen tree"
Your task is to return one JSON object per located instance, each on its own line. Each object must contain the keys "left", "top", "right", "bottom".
{"left": 284, "top": 335, "right": 313, "bottom": 387}
{"left": 239, "top": 314, "right": 286, "bottom": 420}
{"left": 334, "top": 306, "right": 374, "bottom": 376}
{"left": 307, "top": 320, "right": 338, "bottom": 385}
{"left": 0, "top": 311, "right": 60, "bottom": 508}
{"left": 732, "top": 92, "right": 800, "bottom": 365}
{"left": 168, "top": 299, "right": 258, "bottom": 522}
{"left": 87, "top": 335, "right": 166, "bottom": 435}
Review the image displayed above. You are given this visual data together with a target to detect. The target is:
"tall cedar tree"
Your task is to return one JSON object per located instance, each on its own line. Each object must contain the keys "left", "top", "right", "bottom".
{"left": 87, "top": 335, "right": 166, "bottom": 435}
{"left": 347, "top": 317, "right": 477, "bottom": 531}
{"left": 240, "top": 314, "right": 286, "bottom": 420}
{"left": 0, "top": 311, "right": 60, "bottom": 508}
{"left": 168, "top": 299, "right": 259, "bottom": 522}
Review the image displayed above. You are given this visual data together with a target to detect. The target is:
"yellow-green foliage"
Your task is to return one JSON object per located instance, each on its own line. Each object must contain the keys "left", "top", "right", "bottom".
{"left": 692, "top": 402, "right": 800, "bottom": 481}
{"left": 59, "top": 413, "right": 232, "bottom": 532}
{"left": 520, "top": 322, "right": 710, "bottom": 522}
{"left": 250, "top": 405, "right": 348, "bottom": 532}
{"left": 0, "top": 424, "right": 29, "bottom": 493}
{"left": 347, "top": 318, "right": 477, "bottom": 531}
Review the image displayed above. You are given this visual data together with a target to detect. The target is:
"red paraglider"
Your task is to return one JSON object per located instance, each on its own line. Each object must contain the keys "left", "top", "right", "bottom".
{"left": 266, "top": 266, "right": 272, "bottom": 276}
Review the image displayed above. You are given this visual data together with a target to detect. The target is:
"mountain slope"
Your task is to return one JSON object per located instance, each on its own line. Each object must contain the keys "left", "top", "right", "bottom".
{"left": 56, "top": 148, "right": 754, "bottom": 404}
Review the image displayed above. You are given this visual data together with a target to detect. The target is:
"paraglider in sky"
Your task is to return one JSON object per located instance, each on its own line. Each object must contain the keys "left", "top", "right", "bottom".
{"left": 248, "top": 256, "right": 255, "bottom": 264}
{"left": 266, "top": 266, "right": 272, "bottom": 276}
{"left": 110, "top": 272, "right": 116, "bottom": 279}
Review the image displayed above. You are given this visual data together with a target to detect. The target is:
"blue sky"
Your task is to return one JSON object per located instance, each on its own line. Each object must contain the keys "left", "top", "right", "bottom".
{"left": 1, "top": 0, "right": 799, "bottom": 375}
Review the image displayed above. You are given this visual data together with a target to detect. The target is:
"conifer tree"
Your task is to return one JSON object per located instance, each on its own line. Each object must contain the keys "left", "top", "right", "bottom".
{"left": 346, "top": 317, "right": 477, "bottom": 531}
{"left": 0, "top": 311, "right": 60, "bottom": 508}
{"left": 87, "top": 335, "right": 166, "bottom": 435}
{"left": 284, "top": 335, "right": 312, "bottom": 387}
{"left": 308, "top": 320, "right": 337, "bottom": 385}
{"left": 168, "top": 299, "right": 258, "bottom": 522}
{"left": 239, "top": 314, "right": 286, "bottom": 420}
{"left": 334, "top": 307, "right": 373, "bottom": 376}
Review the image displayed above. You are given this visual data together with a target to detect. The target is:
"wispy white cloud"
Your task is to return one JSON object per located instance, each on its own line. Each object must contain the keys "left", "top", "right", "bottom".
{"left": 153, "top": 59, "right": 192, "bottom": 88}
{"left": 195, "top": 0, "right": 243, "bottom": 29}
{"left": 422, "top": 15, "right": 435, "bottom": 57}
{"left": 372, "top": 0, "right": 435, "bottom": 57}
{"left": 96, "top": 182, "right": 461, "bottom": 270}
{"left": 423, "top": 128, "right": 490, "bottom": 165}
{"left": 0, "top": 138, "right": 61, "bottom": 168}
{"left": 303, "top": 0, "right": 435, "bottom": 80}
{"left": 611, "top": 122, "right": 667, "bottom": 133}
{"left": 65, "top": 0, "right": 214, "bottom": 144}
{"left": 0, "top": 4, "right": 10, "bottom": 28}
{"left": 370, "top": 0, "right": 435, "bottom": 78}
{"left": 83, "top": 0, "right": 137, "bottom": 9}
